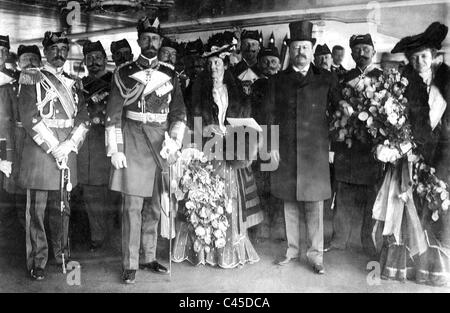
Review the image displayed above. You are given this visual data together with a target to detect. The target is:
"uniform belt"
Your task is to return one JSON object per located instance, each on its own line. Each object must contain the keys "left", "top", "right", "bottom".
{"left": 43, "top": 118, "right": 74, "bottom": 128}
{"left": 126, "top": 111, "right": 168, "bottom": 124}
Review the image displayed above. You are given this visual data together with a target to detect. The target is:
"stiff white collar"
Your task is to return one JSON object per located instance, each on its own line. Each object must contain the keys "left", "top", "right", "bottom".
{"left": 293, "top": 63, "right": 310, "bottom": 75}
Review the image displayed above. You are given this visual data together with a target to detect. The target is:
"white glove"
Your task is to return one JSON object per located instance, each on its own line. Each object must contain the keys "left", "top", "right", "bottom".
{"left": 160, "top": 132, "right": 181, "bottom": 164}
{"left": 111, "top": 152, "right": 127, "bottom": 169}
{"left": 52, "top": 140, "right": 76, "bottom": 163}
{"left": 0, "top": 160, "right": 12, "bottom": 178}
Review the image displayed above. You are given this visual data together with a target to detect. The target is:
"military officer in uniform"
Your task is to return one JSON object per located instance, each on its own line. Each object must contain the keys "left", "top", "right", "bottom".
{"left": 110, "top": 39, "right": 134, "bottom": 67}
{"left": 78, "top": 40, "right": 114, "bottom": 251}
{"left": 106, "top": 17, "right": 186, "bottom": 284}
{"left": 158, "top": 37, "right": 179, "bottom": 66}
{"left": 14, "top": 45, "right": 42, "bottom": 229}
{"left": 326, "top": 34, "right": 383, "bottom": 256}
{"left": 18, "top": 31, "right": 90, "bottom": 280}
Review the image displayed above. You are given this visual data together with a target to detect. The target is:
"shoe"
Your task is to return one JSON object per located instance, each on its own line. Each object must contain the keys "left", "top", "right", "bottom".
{"left": 30, "top": 267, "right": 45, "bottom": 281}
{"left": 324, "top": 245, "right": 343, "bottom": 253}
{"left": 139, "top": 261, "right": 169, "bottom": 274}
{"left": 122, "top": 270, "right": 136, "bottom": 284}
{"left": 312, "top": 264, "right": 325, "bottom": 275}
{"left": 274, "top": 256, "right": 297, "bottom": 266}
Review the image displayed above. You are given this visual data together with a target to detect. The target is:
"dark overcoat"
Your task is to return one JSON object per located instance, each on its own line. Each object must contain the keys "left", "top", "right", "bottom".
{"left": 265, "top": 64, "right": 341, "bottom": 202}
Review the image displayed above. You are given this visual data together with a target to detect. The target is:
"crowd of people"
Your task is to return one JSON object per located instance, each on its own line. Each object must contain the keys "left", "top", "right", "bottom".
{"left": 0, "top": 16, "right": 449, "bottom": 287}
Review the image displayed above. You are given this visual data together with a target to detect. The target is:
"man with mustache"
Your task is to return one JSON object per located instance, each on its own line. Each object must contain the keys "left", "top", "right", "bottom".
{"left": 233, "top": 29, "right": 262, "bottom": 96}
{"left": 326, "top": 34, "right": 383, "bottom": 256}
{"left": 11, "top": 45, "right": 42, "bottom": 230}
{"left": 106, "top": 16, "right": 186, "bottom": 284}
{"left": 265, "top": 21, "right": 341, "bottom": 274}
{"left": 77, "top": 41, "right": 115, "bottom": 252}
{"left": 17, "top": 31, "right": 90, "bottom": 280}
{"left": 314, "top": 44, "right": 333, "bottom": 71}
{"left": 110, "top": 39, "right": 133, "bottom": 67}
{"left": 158, "top": 37, "right": 178, "bottom": 66}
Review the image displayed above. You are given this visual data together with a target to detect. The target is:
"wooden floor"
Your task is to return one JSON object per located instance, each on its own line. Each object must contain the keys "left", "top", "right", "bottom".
{"left": 0, "top": 206, "right": 449, "bottom": 293}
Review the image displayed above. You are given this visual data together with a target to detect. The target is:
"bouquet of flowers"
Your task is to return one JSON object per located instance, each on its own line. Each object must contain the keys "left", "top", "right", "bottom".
{"left": 330, "top": 68, "right": 412, "bottom": 163}
{"left": 413, "top": 161, "right": 450, "bottom": 221}
{"left": 175, "top": 148, "right": 232, "bottom": 253}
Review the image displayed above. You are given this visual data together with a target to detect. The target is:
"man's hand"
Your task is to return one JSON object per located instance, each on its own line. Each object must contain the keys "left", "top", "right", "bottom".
{"left": 0, "top": 160, "right": 12, "bottom": 177}
{"left": 52, "top": 141, "right": 75, "bottom": 162}
{"left": 111, "top": 152, "right": 127, "bottom": 169}
{"left": 270, "top": 150, "right": 280, "bottom": 167}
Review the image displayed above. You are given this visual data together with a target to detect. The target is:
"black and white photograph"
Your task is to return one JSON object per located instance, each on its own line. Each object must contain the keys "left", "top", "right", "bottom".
{"left": 0, "top": 0, "right": 449, "bottom": 298}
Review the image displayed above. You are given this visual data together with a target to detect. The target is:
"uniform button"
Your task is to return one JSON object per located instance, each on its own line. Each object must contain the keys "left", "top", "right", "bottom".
{"left": 56, "top": 110, "right": 60, "bottom": 114}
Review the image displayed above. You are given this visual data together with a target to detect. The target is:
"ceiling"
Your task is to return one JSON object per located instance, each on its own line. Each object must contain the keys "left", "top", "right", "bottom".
{"left": 1, "top": 0, "right": 449, "bottom": 50}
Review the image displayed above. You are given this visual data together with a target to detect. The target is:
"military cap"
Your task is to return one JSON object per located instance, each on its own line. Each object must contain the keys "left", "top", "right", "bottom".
{"left": 83, "top": 40, "right": 106, "bottom": 57}
{"left": 110, "top": 39, "right": 132, "bottom": 54}
{"left": 17, "top": 45, "right": 41, "bottom": 59}
{"left": 42, "top": 31, "right": 69, "bottom": 49}
{"left": 349, "top": 34, "right": 374, "bottom": 49}
{"left": 137, "top": 16, "right": 162, "bottom": 36}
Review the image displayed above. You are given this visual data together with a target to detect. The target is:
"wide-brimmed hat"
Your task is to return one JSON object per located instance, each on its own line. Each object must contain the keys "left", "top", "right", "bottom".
{"left": 391, "top": 22, "right": 448, "bottom": 54}
{"left": 203, "top": 31, "right": 238, "bottom": 59}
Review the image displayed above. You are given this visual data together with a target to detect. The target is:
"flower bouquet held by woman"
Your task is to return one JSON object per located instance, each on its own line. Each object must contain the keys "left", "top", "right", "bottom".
{"left": 374, "top": 22, "right": 450, "bottom": 286}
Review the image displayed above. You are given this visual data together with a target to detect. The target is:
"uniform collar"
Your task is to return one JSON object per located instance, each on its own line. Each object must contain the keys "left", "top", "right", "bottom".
{"left": 136, "top": 54, "right": 158, "bottom": 69}
{"left": 43, "top": 62, "right": 64, "bottom": 75}
{"left": 357, "top": 63, "right": 376, "bottom": 75}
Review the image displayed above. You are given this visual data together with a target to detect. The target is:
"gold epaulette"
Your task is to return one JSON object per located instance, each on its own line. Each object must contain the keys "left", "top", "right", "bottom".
{"left": 19, "top": 68, "right": 43, "bottom": 85}
{"left": 158, "top": 61, "right": 175, "bottom": 70}
{"left": 116, "top": 60, "right": 134, "bottom": 73}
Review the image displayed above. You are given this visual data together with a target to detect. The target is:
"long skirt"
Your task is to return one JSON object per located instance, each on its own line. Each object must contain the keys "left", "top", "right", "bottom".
{"left": 172, "top": 163, "right": 260, "bottom": 268}
{"left": 379, "top": 198, "right": 450, "bottom": 286}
